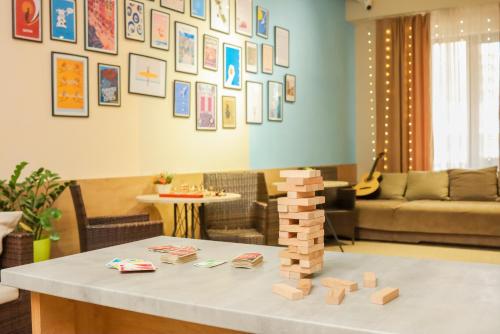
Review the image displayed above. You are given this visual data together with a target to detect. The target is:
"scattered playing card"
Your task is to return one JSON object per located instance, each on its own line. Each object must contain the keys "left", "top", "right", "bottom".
{"left": 193, "top": 260, "right": 227, "bottom": 268}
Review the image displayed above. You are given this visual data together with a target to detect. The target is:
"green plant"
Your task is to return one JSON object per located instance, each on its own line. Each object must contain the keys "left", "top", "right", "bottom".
{"left": 154, "top": 172, "right": 174, "bottom": 185}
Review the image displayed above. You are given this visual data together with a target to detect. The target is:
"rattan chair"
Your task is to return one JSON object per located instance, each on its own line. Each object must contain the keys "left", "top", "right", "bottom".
{"left": 70, "top": 184, "right": 163, "bottom": 252}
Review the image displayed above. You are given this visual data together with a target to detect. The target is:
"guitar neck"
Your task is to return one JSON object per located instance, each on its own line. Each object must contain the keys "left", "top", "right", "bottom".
{"left": 366, "top": 155, "right": 383, "bottom": 181}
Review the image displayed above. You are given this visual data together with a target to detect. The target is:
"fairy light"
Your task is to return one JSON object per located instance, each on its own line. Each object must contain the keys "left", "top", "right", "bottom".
{"left": 407, "top": 24, "right": 413, "bottom": 171}
{"left": 383, "top": 28, "right": 391, "bottom": 170}
{"left": 367, "top": 28, "right": 376, "bottom": 161}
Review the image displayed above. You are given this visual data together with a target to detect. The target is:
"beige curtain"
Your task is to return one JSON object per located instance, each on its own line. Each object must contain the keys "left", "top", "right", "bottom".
{"left": 376, "top": 14, "right": 432, "bottom": 172}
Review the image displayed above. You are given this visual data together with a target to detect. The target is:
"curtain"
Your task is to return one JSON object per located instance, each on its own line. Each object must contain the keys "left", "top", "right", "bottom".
{"left": 375, "top": 14, "right": 432, "bottom": 173}
{"left": 431, "top": 4, "right": 500, "bottom": 170}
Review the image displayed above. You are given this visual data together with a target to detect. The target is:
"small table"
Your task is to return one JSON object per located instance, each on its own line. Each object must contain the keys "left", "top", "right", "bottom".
{"left": 136, "top": 193, "right": 241, "bottom": 239}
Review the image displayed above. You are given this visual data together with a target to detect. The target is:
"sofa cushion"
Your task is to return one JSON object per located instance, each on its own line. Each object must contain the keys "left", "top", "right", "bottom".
{"left": 379, "top": 173, "right": 407, "bottom": 200}
{"left": 356, "top": 200, "right": 407, "bottom": 230}
{"left": 0, "top": 212, "right": 23, "bottom": 255}
{"left": 449, "top": 166, "right": 498, "bottom": 201}
{"left": 0, "top": 284, "right": 19, "bottom": 305}
{"left": 405, "top": 171, "right": 448, "bottom": 201}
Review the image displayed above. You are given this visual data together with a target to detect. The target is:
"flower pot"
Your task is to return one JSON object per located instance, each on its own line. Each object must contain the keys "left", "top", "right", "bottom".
{"left": 156, "top": 184, "right": 172, "bottom": 194}
{"left": 33, "top": 238, "right": 51, "bottom": 262}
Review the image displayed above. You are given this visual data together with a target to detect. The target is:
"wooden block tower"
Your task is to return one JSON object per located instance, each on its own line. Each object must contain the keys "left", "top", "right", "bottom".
{"left": 277, "top": 170, "right": 325, "bottom": 279}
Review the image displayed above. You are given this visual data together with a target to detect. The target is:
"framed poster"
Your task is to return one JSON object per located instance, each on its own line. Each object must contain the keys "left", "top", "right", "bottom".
{"left": 173, "top": 80, "right": 191, "bottom": 117}
{"left": 262, "top": 44, "right": 273, "bottom": 74}
{"left": 222, "top": 96, "right": 236, "bottom": 129}
{"left": 196, "top": 82, "right": 217, "bottom": 131}
{"left": 191, "top": 0, "right": 206, "bottom": 20}
{"left": 85, "top": 0, "right": 118, "bottom": 55}
{"left": 223, "top": 44, "right": 242, "bottom": 90}
{"left": 210, "top": 0, "right": 229, "bottom": 34}
{"left": 151, "top": 9, "right": 170, "bottom": 50}
{"left": 203, "top": 34, "right": 219, "bottom": 71}
{"left": 256, "top": 6, "right": 269, "bottom": 38}
{"left": 51, "top": 52, "right": 89, "bottom": 117}
{"left": 161, "top": 0, "right": 185, "bottom": 13}
{"left": 50, "top": 0, "right": 76, "bottom": 43}
{"left": 12, "top": 0, "right": 42, "bottom": 42}
{"left": 285, "top": 74, "right": 296, "bottom": 103}
{"left": 246, "top": 81, "right": 263, "bottom": 124}
{"left": 125, "top": 0, "right": 145, "bottom": 42}
{"left": 235, "top": 0, "right": 252, "bottom": 37}
{"left": 245, "top": 41, "right": 258, "bottom": 73}
{"left": 175, "top": 22, "right": 198, "bottom": 75}
{"left": 268, "top": 81, "right": 283, "bottom": 122}
{"left": 98, "top": 64, "right": 121, "bottom": 107}
{"left": 128, "top": 53, "right": 167, "bottom": 98}
{"left": 275, "top": 26, "right": 290, "bottom": 68}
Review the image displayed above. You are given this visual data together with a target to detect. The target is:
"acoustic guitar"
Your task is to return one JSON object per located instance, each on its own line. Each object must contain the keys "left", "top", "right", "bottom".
{"left": 353, "top": 152, "right": 385, "bottom": 197}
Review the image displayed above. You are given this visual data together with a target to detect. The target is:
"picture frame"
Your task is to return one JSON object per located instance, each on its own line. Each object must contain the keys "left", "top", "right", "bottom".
{"left": 245, "top": 41, "right": 258, "bottom": 73}
{"left": 128, "top": 53, "right": 167, "bottom": 98}
{"left": 151, "top": 9, "right": 170, "bottom": 51}
{"left": 235, "top": 0, "right": 252, "bottom": 37}
{"left": 268, "top": 81, "right": 283, "bottom": 122}
{"left": 173, "top": 80, "right": 191, "bottom": 118}
{"left": 190, "top": 0, "right": 206, "bottom": 20}
{"left": 210, "top": 0, "right": 229, "bottom": 34}
{"left": 285, "top": 74, "right": 296, "bottom": 103}
{"left": 275, "top": 26, "right": 290, "bottom": 68}
{"left": 50, "top": 0, "right": 77, "bottom": 43}
{"left": 222, "top": 96, "right": 237, "bottom": 129}
{"left": 51, "top": 52, "right": 89, "bottom": 117}
{"left": 98, "top": 64, "right": 121, "bottom": 107}
{"left": 125, "top": 0, "right": 145, "bottom": 42}
{"left": 262, "top": 44, "right": 273, "bottom": 74}
{"left": 246, "top": 81, "right": 263, "bottom": 124}
{"left": 256, "top": 5, "right": 269, "bottom": 39}
{"left": 84, "top": 0, "right": 118, "bottom": 55}
{"left": 161, "top": 0, "right": 185, "bottom": 13}
{"left": 223, "top": 44, "right": 242, "bottom": 90}
{"left": 196, "top": 82, "right": 217, "bottom": 131}
{"left": 203, "top": 34, "right": 219, "bottom": 71}
{"left": 175, "top": 22, "right": 198, "bottom": 75}
{"left": 12, "top": 0, "right": 43, "bottom": 42}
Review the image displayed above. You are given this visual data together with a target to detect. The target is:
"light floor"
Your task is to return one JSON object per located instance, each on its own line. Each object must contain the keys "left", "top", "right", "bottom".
{"left": 325, "top": 240, "right": 500, "bottom": 265}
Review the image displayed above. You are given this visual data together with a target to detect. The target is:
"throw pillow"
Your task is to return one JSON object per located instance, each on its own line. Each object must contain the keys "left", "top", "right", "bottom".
{"left": 405, "top": 171, "right": 449, "bottom": 201}
{"left": 379, "top": 173, "right": 408, "bottom": 200}
{"left": 449, "top": 166, "right": 498, "bottom": 201}
{"left": 0, "top": 212, "right": 22, "bottom": 255}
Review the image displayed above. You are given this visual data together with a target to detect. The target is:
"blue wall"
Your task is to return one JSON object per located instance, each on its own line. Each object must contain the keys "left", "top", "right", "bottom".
{"left": 248, "top": 0, "right": 355, "bottom": 169}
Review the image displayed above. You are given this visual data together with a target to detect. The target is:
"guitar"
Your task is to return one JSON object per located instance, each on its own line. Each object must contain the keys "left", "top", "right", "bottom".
{"left": 353, "top": 152, "right": 385, "bottom": 197}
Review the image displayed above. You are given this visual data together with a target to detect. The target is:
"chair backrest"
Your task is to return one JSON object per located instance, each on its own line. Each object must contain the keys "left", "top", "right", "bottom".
{"left": 69, "top": 183, "right": 89, "bottom": 252}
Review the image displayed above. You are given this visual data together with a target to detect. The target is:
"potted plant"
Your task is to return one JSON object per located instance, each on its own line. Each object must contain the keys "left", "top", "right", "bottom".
{"left": 154, "top": 173, "right": 174, "bottom": 194}
{"left": 0, "top": 162, "right": 72, "bottom": 262}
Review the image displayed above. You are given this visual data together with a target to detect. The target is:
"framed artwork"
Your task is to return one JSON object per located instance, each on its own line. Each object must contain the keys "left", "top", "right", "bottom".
{"left": 268, "top": 81, "right": 283, "bottom": 122}
{"left": 173, "top": 80, "right": 191, "bottom": 118}
{"left": 196, "top": 82, "right": 217, "bottom": 131}
{"left": 245, "top": 41, "right": 258, "bottom": 73}
{"left": 210, "top": 0, "right": 229, "bottom": 34}
{"left": 275, "top": 26, "right": 290, "bottom": 68}
{"left": 235, "top": 0, "right": 252, "bottom": 37}
{"left": 175, "top": 22, "right": 198, "bottom": 75}
{"left": 12, "top": 0, "right": 42, "bottom": 42}
{"left": 161, "top": 0, "right": 185, "bottom": 13}
{"left": 246, "top": 81, "right": 263, "bottom": 124}
{"left": 151, "top": 9, "right": 170, "bottom": 50}
{"left": 125, "top": 0, "right": 145, "bottom": 42}
{"left": 85, "top": 0, "right": 118, "bottom": 55}
{"left": 203, "top": 34, "right": 219, "bottom": 71}
{"left": 285, "top": 74, "right": 296, "bottom": 103}
{"left": 50, "top": 0, "right": 76, "bottom": 43}
{"left": 51, "top": 52, "right": 89, "bottom": 117}
{"left": 222, "top": 96, "right": 236, "bottom": 129}
{"left": 191, "top": 0, "right": 206, "bottom": 20}
{"left": 98, "top": 64, "right": 121, "bottom": 107}
{"left": 223, "top": 44, "right": 242, "bottom": 90}
{"left": 256, "top": 6, "right": 269, "bottom": 38}
{"left": 128, "top": 53, "right": 167, "bottom": 98}
{"left": 262, "top": 44, "right": 273, "bottom": 74}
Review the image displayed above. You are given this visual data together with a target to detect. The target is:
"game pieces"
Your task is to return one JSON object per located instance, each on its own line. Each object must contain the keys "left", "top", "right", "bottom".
{"left": 371, "top": 287, "right": 399, "bottom": 305}
{"left": 297, "top": 279, "right": 312, "bottom": 296}
{"left": 232, "top": 252, "right": 264, "bottom": 268}
{"left": 272, "top": 283, "right": 304, "bottom": 301}
{"left": 326, "top": 287, "right": 345, "bottom": 305}
{"left": 106, "top": 258, "right": 156, "bottom": 273}
{"left": 321, "top": 277, "right": 359, "bottom": 292}
{"left": 160, "top": 248, "right": 198, "bottom": 264}
{"left": 364, "top": 272, "right": 377, "bottom": 288}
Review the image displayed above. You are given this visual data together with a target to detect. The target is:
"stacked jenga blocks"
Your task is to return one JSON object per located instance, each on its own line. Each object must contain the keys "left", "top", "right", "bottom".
{"left": 278, "top": 170, "right": 325, "bottom": 280}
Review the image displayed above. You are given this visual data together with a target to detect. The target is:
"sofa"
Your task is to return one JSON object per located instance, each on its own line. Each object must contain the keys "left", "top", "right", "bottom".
{"left": 356, "top": 167, "right": 500, "bottom": 247}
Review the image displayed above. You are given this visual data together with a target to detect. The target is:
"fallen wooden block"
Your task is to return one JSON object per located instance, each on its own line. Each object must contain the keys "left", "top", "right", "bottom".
{"left": 326, "top": 287, "right": 345, "bottom": 305}
{"left": 363, "top": 272, "right": 377, "bottom": 288}
{"left": 297, "top": 229, "right": 325, "bottom": 241}
{"left": 277, "top": 183, "right": 324, "bottom": 193}
{"left": 280, "top": 170, "right": 321, "bottom": 178}
{"left": 321, "top": 277, "right": 358, "bottom": 292}
{"left": 272, "top": 283, "right": 304, "bottom": 301}
{"left": 287, "top": 191, "right": 315, "bottom": 199}
{"left": 279, "top": 210, "right": 325, "bottom": 220}
{"left": 297, "top": 279, "right": 312, "bottom": 295}
{"left": 371, "top": 287, "right": 399, "bottom": 305}
{"left": 278, "top": 196, "right": 325, "bottom": 207}
{"left": 285, "top": 176, "right": 324, "bottom": 186}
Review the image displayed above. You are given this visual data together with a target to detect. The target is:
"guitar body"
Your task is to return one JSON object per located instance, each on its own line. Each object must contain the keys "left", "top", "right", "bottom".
{"left": 353, "top": 171, "right": 382, "bottom": 197}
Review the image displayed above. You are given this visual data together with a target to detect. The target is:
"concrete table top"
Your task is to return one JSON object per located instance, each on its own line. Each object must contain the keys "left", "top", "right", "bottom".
{"left": 136, "top": 193, "right": 242, "bottom": 204}
{"left": 2, "top": 236, "right": 500, "bottom": 334}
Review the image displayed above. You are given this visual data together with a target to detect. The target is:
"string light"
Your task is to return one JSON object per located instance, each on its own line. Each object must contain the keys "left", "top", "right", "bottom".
{"left": 407, "top": 24, "right": 413, "bottom": 171}
{"left": 383, "top": 27, "right": 391, "bottom": 170}
{"left": 367, "top": 27, "right": 376, "bottom": 161}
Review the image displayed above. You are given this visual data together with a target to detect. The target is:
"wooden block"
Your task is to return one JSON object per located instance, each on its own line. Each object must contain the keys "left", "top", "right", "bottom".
{"left": 279, "top": 218, "right": 299, "bottom": 226}
{"left": 363, "top": 272, "right": 377, "bottom": 288}
{"left": 280, "top": 249, "right": 324, "bottom": 260}
{"left": 277, "top": 205, "right": 288, "bottom": 213}
{"left": 277, "top": 183, "right": 324, "bottom": 193}
{"left": 298, "top": 243, "right": 324, "bottom": 255}
{"left": 287, "top": 191, "right": 315, "bottom": 199}
{"left": 279, "top": 210, "right": 324, "bottom": 220}
{"left": 278, "top": 196, "right": 325, "bottom": 207}
{"left": 280, "top": 170, "right": 321, "bottom": 178}
{"left": 280, "top": 270, "right": 291, "bottom": 279}
{"left": 280, "top": 224, "right": 321, "bottom": 234}
{"left": 279, "top": 238, "right": 314, "bottom": 247}
{"left": 279, "top": 231, "right": 296, "bottom": 239}
{"left": 299, "top": 256, "right": 323, "bottom": 268}
{"left": 289, "top": 271, "right": 309, "bottom": 280}
{"left": 297, "top": 279, "right": 312, "bottom": 296}
{"left": 288, "top": 245, "right": 298, "bottom": 253}
{"left": 283, "top": 205, "right": 317, "bottom": 213}
{"left": 299, "top": 216, "right": 325, "bottom": 227}
{"left": 280, "top": 258, "right": 294, "bottom": 266}
{"left": 321, "top": 277, "right": 358, "bottom": 292}
{"left": 280, "top": 263, "right": 322, "bottom": 275}
{"left": 297, "top": 229, "right": 325, "bottom": 241}
{"left": 272, "top": 283, "right": 304, "bottom": 301}
{"left": 371, "top": 287, "right": 399, "bottom": 305}
{"left": 326, "top": 287, "right": 345, "bottom": 305}
{"left": 285, "top": 176, "right": 324, "bottom": 186}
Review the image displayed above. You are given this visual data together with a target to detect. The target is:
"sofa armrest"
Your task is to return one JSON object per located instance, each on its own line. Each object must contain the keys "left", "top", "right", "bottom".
{"left": 1, "top": 233, "right": 33, "bottom": 269}
{"left": 252, "top": 201, "right": 268, "bottom": 244}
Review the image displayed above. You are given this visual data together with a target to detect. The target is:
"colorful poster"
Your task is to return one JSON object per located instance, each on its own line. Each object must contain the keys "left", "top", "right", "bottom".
{"left": 236, "top": 0, "right": 252, "bottom": 37}
{"left": 275, "top": 27, "right": 290, "bottom": 68}
{"left": 245, "top": 41, "right": 257, "bottom": 73}
{"left": 262, "top": 44, "right": 273, "bottom": 74}
{"left": 285, "top": 74, "right": 296, "bottom": 103}
{"left": 50, "top": 0, "right": 76, "bottom": 43}
{"left": 129, "top": 54, "right": 167, "bottom": 98}
{"left": 210, "top": 0, "right": 229, "bottom": 34}
{"left": 175, "top": 22, "right": 198, "bottom": 74}
{"left": 191, "top": 0, "right": 206, "bottom": 20}
{"left": 161, "top": 0, "right": 185, "bottom": 13}
{"left": 85, "top": 0, "right": 118, "bottom": 54}
{"left": 13, "top": 0, "right": 42, "bottom": 42}
{"left": 174, "top": 81, "right": 191, "bottom": 117}
{"left": 125, "top": 0, "right": 145, "bottom": 41}
{"left": 224, "top": 44, "right": 242, "bottom": 90}
{"left": 246, "top": 81, "right": 263, "bottom": 124}
{"left": 256, "top": 6, "right": 269, "bottom": 38}
{"left": 268, "top": 81, "right": 283, "bottom": 122}
{"left": 222, "top": 96, "right": 236, "bottom": 129}
{"left": 151, "top": 10, "right": 170, "bottom": 50}
{"left": 52, "top": 52, "right": 89, "bottom": 117}
{"left": 196, "top": 82, "right": 217, "bottom": 131}
{"left": 203, "top": 35, "right": 218, "bottom": 71}
{"left": 98, "top": 64, "right": 121, "bottom": 107}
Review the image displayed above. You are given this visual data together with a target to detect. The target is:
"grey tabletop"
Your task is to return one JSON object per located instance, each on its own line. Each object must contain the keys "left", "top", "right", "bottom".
{"left": 2, "top": 236, "right": 500, "bottom": 334}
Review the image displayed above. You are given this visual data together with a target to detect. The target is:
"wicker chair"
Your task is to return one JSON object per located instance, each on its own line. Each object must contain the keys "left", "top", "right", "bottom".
{"left": 203, "top": 172, "right": 277, "bottom": 245}
{"left": 70, "top": 184, "right": 163, "bottom": 252}
{"left": 0, "top": 232, "right": 33, "bottom": 334}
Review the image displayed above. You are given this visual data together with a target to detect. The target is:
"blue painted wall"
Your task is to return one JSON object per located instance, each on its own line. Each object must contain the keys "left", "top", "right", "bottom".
{"left": 248, "top": 0, "right": 355, "bottom": 169}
